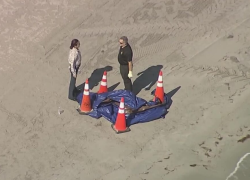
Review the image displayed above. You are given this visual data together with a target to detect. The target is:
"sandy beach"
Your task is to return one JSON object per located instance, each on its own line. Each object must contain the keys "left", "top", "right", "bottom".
{"left": 1, "top": 0, "right": 250, "bottom": 180}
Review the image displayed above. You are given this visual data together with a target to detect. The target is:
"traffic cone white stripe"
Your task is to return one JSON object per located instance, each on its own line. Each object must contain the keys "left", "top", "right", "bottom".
{"left": 119, "top": 108, "right": 124, "bottom": 113}
{"left": 85, "top": 83, "right": 89, "bottom": 90}
{"left": 101, "top": 81, "right": 107, "bottom": 86}
{"left": 118, "top": 102, "right": 124, "bottom": 114}
{"left": 84, "top": 90, "right": 89, "bottom": 95}
{"left": 157, "top": 83, "right": 163, "bottom": 87}
{"left": 83, "top": 82, "right": 89, "bottom": 95}
{"left": 157, "top": 73, "right": 163, "bottom": 87}
{"left": 118, "top": 102, "right": 125, "bottom": 113}
{"left": 120, "top": 102, "right": 124, "bottom": 108}
{"left": 98, "top": 71, "right": 108, "bottom": 94}
{"left": 158, "top": 76, "right": 163, "bottom": 81}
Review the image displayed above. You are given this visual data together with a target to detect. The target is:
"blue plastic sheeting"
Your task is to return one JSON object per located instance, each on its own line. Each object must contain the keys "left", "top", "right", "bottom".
{"left": 76, "top": 89, "right": 172, "bottom": 126}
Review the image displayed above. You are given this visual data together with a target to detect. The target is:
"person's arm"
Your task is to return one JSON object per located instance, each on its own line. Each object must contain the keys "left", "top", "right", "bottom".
{"left": 128, "top": 61, "right": 133, "bottom": 71}
{"left": 126, "top": 49, "right": 133, "bottom": 78}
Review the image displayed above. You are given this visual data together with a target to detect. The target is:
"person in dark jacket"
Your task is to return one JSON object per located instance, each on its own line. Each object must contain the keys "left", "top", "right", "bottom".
{"left": 118, "top": 36, "right": 133, "bottom": 91}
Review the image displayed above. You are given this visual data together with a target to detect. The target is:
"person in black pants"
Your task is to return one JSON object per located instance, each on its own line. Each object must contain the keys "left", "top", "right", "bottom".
{"left": 118, "top": 36, "right": 133, "bottom": 92}
{"left": 68, "top": 39, "right": 81, "bottom": 101}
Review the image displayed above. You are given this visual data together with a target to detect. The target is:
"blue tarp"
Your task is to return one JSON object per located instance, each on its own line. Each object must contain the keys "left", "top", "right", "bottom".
{"left": 76, "top": 89, "right": 172, "bottom": 126}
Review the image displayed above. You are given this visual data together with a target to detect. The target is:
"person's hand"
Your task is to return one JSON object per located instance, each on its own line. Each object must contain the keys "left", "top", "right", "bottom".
{"left": 128, "top": 71, "right": 133, "bottom": 78}
{"left": 73, "top": 73, "right": 77, "bottom": 78}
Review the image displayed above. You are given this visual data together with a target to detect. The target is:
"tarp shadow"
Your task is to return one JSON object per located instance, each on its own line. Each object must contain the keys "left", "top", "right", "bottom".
{"left": 166, "top": 86, "right": 181, "bottom": 98}
{"left": 133, "top": 65, "right": 163, "bottom": 95}
{"left": 108, "top": 82, "right": 120, "bottom": 92}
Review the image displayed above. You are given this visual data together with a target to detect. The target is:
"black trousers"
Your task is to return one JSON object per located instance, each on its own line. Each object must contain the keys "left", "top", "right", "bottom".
{"left": 120, "top": 65, "right": 133, "bottom": 91}
{"left": 68, "top": 68, "right": 80, "bottom": 100}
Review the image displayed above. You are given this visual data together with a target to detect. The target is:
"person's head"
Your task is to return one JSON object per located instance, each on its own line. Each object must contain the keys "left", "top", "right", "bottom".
{"left": 70, "top": 39, "right": 80, "bottom": 49}
{"left": 119, "top": 36, "right": 128, "bottom": 47}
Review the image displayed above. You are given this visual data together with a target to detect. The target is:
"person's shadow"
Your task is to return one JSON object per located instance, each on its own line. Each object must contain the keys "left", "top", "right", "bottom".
{"left": 133, "top": 65, "right": 163, "bottom": 95}
{"left": 77, "top": 66, "right": 113, "bottom": 91}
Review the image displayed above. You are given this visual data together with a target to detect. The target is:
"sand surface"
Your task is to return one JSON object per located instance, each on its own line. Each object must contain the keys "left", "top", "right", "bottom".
{"left": 1, "top": 0, "right": 250, "bottom": 180}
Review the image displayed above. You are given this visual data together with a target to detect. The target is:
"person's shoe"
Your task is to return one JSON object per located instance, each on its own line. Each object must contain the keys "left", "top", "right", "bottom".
{"left": 68, "top": 97, "right": 76, "bottom": 101}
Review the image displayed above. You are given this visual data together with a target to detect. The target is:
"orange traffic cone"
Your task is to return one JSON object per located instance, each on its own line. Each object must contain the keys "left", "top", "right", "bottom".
{"left": 111, "top": 97, "right": 130, "bottom": 134}
{"left": 78, "top": 79, "right": 92, "bottom": 114}
{"left": 153, "top": 70, "right": 164, "bottom": 103}
{"left": 98, "top": 71, "right": 108, "bottom": 93}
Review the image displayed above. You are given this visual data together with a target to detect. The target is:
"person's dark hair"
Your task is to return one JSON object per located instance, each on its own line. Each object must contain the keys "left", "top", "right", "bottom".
{"left": 120, "top": 36, "right": 128, "bottom": 44}
{"left": 70, "top": 39, "right": 79, "bottom": 49}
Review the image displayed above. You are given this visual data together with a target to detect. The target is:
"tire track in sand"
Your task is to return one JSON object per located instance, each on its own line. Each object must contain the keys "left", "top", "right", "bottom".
{"left": 78, "top": 0, "right": 250, "bottom": 74}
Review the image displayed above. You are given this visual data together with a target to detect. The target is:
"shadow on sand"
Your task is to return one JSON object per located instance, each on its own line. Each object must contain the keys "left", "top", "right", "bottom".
{"left": 133, "top": 65, "right": 163, "bottom": 95}
{"left": 77, "top": 65, "right": 113, "bottom": 91}
{"left": 166, "top": 86, "right": 181, "bottom": 98}
{"left": 108, "top": 82, "right": 120, "bottom": 92}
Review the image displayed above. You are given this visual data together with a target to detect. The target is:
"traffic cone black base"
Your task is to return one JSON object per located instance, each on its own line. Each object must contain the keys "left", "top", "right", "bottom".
{"left": 77, "top": 108, "right": 93, "bottom": 115}
{"left": 111, "top": 124, "right": 131, "bottom": 134}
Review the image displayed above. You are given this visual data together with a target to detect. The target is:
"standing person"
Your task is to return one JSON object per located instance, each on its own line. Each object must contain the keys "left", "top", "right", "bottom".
{"left": 68, "top": 39, "right": 81, "bottom": 101}
{"left": 118, "top": 36, "right": 133, "bottom": 92}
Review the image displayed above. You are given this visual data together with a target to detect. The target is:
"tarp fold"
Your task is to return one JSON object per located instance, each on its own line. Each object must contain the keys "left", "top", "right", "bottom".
{"left": 76, "top": 89, "right": 172, "bottom": 126}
